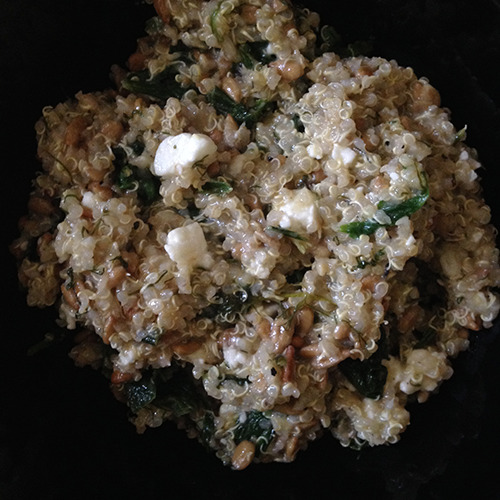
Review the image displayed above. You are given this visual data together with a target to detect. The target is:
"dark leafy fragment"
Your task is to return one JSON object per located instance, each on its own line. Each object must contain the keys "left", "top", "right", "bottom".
{"left": 125, "top": 366, "right": 207, "bottom": 417}
{"left": 207, "top": 86, "right": 271, "bottom": 126}
{"left": 201, "top": 180, "right": 233, "bottom": 195}
{"left": 122, "top": 66, "right": 187, "bottom": 101}
{"left": 340, "top": 180, "right": 429, "bottom": 238}
{"left": 339, "top": 332, "right": 389, "bottom": 399}
{"left": 266, "top": 225, "right": 307, "bottom": 241}
{"left": 233, "top": 410, "right": 274, "bottom": 453}
{"left": 238, "top": 41, "right": 276, "bottom": 68}
{"left": 113, "top": 147, "right": 160, "bottom": 204}
{"left": 202, "top": 287, "right": 253, "bottom": 323}
{"left": 125, "top": 374, "right": 157, "bottom": 413}
{"left": 199, "top": 411, "right": 216, "bottom": 449}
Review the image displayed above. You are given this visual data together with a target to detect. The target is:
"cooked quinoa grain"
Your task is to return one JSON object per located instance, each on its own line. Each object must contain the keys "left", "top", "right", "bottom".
{"left": 11, "top": 0, "right": 500, "bottom": 467}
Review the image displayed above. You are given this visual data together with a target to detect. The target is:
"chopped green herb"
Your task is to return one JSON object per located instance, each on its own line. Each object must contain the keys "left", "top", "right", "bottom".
{"left": 233, "top": 410, "right": 274, "bottom": 453}
{"left": 207, "top": 87, "right": 271, "bottom": 127}
{"left": 266, "top": 226, "right": 307, "bottom": 241}
{"left": 266, "top": 225, "right": 309, "bottom": 253}
{"left": 454, "top": 125, "right": 467, "bottom": 144}
{"left": 201, "top": 180, "right": 233, "bottom": 195}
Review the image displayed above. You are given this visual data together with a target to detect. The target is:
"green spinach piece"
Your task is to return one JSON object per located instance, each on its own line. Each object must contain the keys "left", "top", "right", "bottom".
{"left": 202, "top": 288, "right": 253, "bottom": 323}
{"left": 125, "top": 366, "right": 205, "bottom": 417}
{"left": 339, "top": 332, "right": 388, "bottom": 399}
{"left": 340, "top": 181, "right": 429, "bottom": 238}
{"left": 115, "top": 163, "right": 160, "bottom": 204}
{"left": 207, "top": 87, "right": 271, "bottom": 126}
{"left": 122, "top": 66, "right": 187, "bottom": 101}
{"left": 125, "top": 375, "right": 157, "bottom": 413}
{"left": 113, "top": 147, "right": 160, "bottom": 204}
{"left": 233, "top": 410, "right": 274, "bottom": 453}
{"left": 238, "top": 41, "right": 276, "bottom": 68}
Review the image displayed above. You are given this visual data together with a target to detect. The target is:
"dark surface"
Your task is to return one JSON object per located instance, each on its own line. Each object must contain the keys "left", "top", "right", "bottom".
{"left": 1, "top": 1, "right": 500, "bottom": 498}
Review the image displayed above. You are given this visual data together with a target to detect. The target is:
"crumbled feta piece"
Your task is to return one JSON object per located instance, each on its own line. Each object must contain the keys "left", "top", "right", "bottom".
{"left": 307, "top": 142, "right": 324, "bottom": 159}
{"left": 273, "top": 188, "right": 320, "bottom": 234}
{"left": 224, "top": 345, "right": 249, "bottom": 370}
{"left": 164, "top": 222, "right": 214, "bottom": 270}
{"left": 331, "top": 144, "right": 356, "bottom": 166}
{"left": 152, "top": 133, "right": 217, "bottom": 177}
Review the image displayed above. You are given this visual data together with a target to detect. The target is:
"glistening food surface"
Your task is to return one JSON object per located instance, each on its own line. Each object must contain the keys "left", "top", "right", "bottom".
{"left": 11, "top": 0, "right": 500, "bottom": 469}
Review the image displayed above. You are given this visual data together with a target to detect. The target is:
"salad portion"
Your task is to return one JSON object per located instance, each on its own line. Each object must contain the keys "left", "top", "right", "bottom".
{"left": 11, "top": 0, "right": 500, "bottom": 468}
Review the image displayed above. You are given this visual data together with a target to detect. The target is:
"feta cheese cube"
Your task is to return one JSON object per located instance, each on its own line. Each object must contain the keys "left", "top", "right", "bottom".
{"left": 164, "top": 222, "right": 214, "bottom": 270}
{"left": 152, "top": 133, "right": 217, "bottom": 178}
{"left": 274, "top": 188, "right": 320, "bottom": 234}
{"left": 331, "top": 144, "right": 356, "bottom": 166}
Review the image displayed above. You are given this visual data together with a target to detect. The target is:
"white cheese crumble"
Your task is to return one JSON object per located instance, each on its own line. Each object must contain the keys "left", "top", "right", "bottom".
{"left": 152, "top": 133, "right": 217, "bottom": 178}
{"left": 331, "top": 144, "right": 356, "bottom": 166}
{"left": 272, "top": 188, "right": 320, "bottom": 234}
{"left": 164, "top": 222, "right": 214, "bottom": 271}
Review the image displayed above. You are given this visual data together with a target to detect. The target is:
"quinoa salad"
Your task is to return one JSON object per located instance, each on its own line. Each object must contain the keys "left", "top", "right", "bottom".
{"left": 11, "top": 0, "right": 500, "bottom": 469}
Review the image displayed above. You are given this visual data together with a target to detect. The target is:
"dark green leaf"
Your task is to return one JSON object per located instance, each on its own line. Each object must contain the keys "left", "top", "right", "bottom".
{"left": 207, "top": 87, "right": 271, "bottom": 126}
{"left": 233, "top": 410, "right": 274, "bottom": 453}
{"left": 122, "top": 67, "right": 187, "bottom": 101}
{"left": 114, "top": 162, "right": 160, "bottom": 204}
{"left": 201, "top": 180, "right": 233, "bottom": 195}
{"left": 340, "top": 180, "right": 429, "bottom": 238}
{"left": 238, "top": 41, "right": 276, "bottom": 68}
{"left": 201, "top": 288, "right": 253, "bottom": 323}
{"left": 339, "top": 332, "right": 388, "bottom": 399}
{"left": 125, "top": 375, "right": 157, "bottom": 413}
{"left": 266, "top": 226, "right": 307, "bottom": 241}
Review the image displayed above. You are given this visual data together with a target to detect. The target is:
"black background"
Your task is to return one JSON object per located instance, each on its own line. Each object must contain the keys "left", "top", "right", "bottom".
{"left": 1, "top": 1, "right": 500, "bottom": 498}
